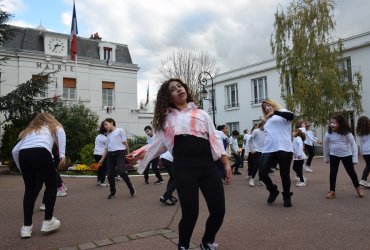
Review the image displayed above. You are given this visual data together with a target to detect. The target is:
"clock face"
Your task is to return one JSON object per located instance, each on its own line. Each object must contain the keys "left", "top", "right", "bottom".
{"left": 47, "top": 38, "right": 66, "bottom": 55}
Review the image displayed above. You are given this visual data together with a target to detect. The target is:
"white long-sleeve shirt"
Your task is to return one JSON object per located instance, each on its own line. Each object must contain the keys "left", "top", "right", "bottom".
{"left": 304, "top": 130, "right": 319, "bottom": 146}
{"left": 323, "top": 132, "right": 358, "bottom": 163}
{"left": 242, "top": 134, "right": 251, "bottom": 150}
{"left": 249, "top": 128, "right": 264, "bottom": 153}
{"left": 94, "top": 134, "right": 107, "bottom": 155}
{"left": 229, "top": 136, "right": 239, "bottom": 153}
{"left": 12, "top": 126, "right": 66, "bottom": 170}
{"left": 293, "top": 136, "right": 307, "bottom": 160}
{"left": 359, "top": 134, "right": 370, "bottom": 155}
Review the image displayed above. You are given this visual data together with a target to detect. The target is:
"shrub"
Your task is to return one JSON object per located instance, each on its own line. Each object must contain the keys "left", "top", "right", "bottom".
{"left": 79, "top": 143, "right": 94, "bottom": 166}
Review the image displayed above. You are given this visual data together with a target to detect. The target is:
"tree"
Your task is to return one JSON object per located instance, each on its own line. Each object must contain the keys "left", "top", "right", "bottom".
{"left": 158, "top": 49, "right": 220, "bottom": 103}
{"left": 53, "top": 104, "right": 98, "bottom": 163}
{"left": 0, "top": 6, "right": 14, "bottom": 65}
{"left": 270, "top": 0, "right": 362, "bottom": 126}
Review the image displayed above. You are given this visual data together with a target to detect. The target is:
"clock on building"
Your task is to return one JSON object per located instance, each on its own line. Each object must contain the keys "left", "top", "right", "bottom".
{"left": 44, "top": 36, "right": 67, "bottom": 56}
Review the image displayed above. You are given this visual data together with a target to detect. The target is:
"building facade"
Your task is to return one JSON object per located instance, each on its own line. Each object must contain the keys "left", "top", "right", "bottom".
{"left": 0, "top": 26, "right": 153, "bottom": 137}
{"left": 203, "top": 31, "right": 370, "bottom": 140}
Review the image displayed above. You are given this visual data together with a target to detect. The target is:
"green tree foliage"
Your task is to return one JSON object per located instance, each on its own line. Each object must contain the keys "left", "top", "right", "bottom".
{"left": 270, "top": 0, "right": 362, "bottom": 126}
{"left": 0, "top": 6, "right": 14, "bottom": 65}
{"left": 79, "top": 143, "right": 95, "bottom": 166}
{"left": 54, "top": 104, "right": 98, "bottom": 163}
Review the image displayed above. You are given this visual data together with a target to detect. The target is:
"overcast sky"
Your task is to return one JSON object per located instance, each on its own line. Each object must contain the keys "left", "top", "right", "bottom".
{"left": 4, "top": 0, "right": 370, "bottom": 104}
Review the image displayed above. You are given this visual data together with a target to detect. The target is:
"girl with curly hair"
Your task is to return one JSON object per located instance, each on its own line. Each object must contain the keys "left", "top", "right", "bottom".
{"left": 356, "top": 116, "right": 370, "bottom": 188}
{"left": 323, "top": 114, "right": 364, "bottom": 199}
{"left": 127, "top": 78, "right": 232, "bottom": 250}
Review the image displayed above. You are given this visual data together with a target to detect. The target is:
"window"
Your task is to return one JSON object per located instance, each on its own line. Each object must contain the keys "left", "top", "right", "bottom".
{"left": 63, "top": 78, "right": 76, "bottom": 99}
{"left": 251, "top": 76, "right": 268, "bottom": 104}
{"left": 102, "top": 81, "right": 115, "bottom": 106}
{"left": 225, "top": 83, "right": 239, "bottom": 108}
{"left": 337, "top": 57, "right": 352, "bottom": 84}
{"left": 32, "top": 75, "right": 48, "bottom": 98}
{"left": 104, "top": 47, "right": 112, "bottom": 60}
{"left": 226, "top": 122, "right": 239, "bottom": 135}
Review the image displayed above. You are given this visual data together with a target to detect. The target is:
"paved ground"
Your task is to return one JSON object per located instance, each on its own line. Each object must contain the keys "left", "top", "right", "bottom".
{"left": 0, "top": 157, "right": 369, "bottom": 250}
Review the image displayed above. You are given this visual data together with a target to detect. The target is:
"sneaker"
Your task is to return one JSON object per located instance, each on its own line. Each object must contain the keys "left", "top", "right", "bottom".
{"left": 179, "top": 246, "right": 188, "bottom": 250}
{"left": 115, "top": 176, "right": 121, "bottom": 181}
{"left": 129, "top": 186, "right": 136, "bottom": 197}
{"left": 160, "top": 196, "right": 175, "bottom": 206}
{"left": 62, "top": 183, "right": 68, "bottom": 191}
{"left": 20, "top": 225, "right": 33, "bottom": 238}
{"left": 256, "top": 180, "right": 264, "bottom": 186}
{"left": 233, "top": 171, "right": 242, "bottom": 175}
{"left": 200, "top": 242, "right": 218, "bottom": 250}
{"left": 96, "top": 181, "right": 102, "bottom": 186}
{"left": 359, "top": 180, "right": 370, "bottom": 188}
{"left": 304, "top": 166, "right": 313, "bottom": 173}
{"left": 296, "top": 181, "right": 306, "bottom": 187}
{"left": 249, "top": 178, "right": 255, "bottom": 187}
{"left": 246, "top": 175, "right": 252, "bottom": 180}
{"left": 294, "top": 176, "right": 300, "bottom": 182}
{"left": 98, "top": 183, "right": 109, "bottom": 187}
{"left": 39, "top": 203, "right": 45, "bottom": 211}
{"left": 41, "top": 217, "right": 60, "bottom": 233}
{"left": 171, "top": 196, "right": 178, "bottom": 203}
{"left": 57, "top": 186, "right": 67, "bottom": 197}
{"left": 108, "top": 192, "right": 116, "bottom": 199}
{"left": 154, "top": 179, "right": 164, "bottom": 184}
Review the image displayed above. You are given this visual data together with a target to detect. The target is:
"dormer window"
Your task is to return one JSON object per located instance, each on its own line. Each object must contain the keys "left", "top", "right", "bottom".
{"left": 99, "top": 42, "right": 116, "bottom": 62}
{"left": 104, "top": 47, "right": 112, "bottom": 60}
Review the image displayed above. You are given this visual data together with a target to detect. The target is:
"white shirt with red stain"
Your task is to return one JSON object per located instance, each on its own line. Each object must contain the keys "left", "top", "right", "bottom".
{"left": 133, "top": 102, "right": 227, "bottom": 174}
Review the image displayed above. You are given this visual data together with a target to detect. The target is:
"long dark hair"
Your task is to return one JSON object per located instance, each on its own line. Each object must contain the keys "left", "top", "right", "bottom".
{"left": 328, "top": 114, "right": 351, "bottom": 135}
{"left": 152, "top": 78, "right": 195, "bottom": 131}
{"left": 356, "top": 116, "right": 370, "bottom": 136}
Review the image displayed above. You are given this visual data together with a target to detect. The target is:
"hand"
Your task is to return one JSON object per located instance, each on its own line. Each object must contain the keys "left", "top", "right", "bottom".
{"left": 58, "top": 157, "right": 65, "bottom": 169}
{"left": 126, "top": 151, "right": 146, "bottom": 164}
{"left": 98, "top": 159, "right": 103, "bottom": 166}
{"left": 317, "top": 141, "right": 322, "bottom": 145}
{"left": 224, "top": 164, "right": 232, "bottom": 184}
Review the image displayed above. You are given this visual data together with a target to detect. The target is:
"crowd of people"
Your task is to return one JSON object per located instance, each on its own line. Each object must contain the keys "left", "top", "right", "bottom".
{"left": 11, "top": 78, "right": 370, "bottom": 250}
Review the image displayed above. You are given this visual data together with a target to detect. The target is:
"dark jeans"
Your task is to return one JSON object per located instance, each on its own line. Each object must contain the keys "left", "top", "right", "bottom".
{"left": 19, "top": 148, "right": 56, "bottom": 226}
{"left": 94, "top": 154, "right": 107, "bottom": 183}
{"left": 304, "top": 144, "right": 315, "bottom": 166}
{"left": 174, "top": 166, "right": 225, "bottom": 249}
{"left": 293, "top": 160, "right": 304, "bottom": 182}
{"left": 143, "top": 157, "right": 163, "bottom": 181}
{"left": 231, "top": 152, "right": 242, "bottom": 173}
{"left": 241, "top": 149, "right": 246, "bottom": 168}
{"left": 251, "top": 152, "right": 262, "bottom": 178}
{"left": 107, "top": 150, "right": 134, "bottom": 194}
{"left": 161, "top": 158, "right": 176, "bottom": 199}
{"left": 215, "top": 159, "right": 225, "bottom": 179}
{"left": 247, "top": 152, "right": 254, "bottom": 176}
{"left": 259, "top": 151, "right": 292, "bottom": 193}
{"left": 362, "top": 155, "right": 370, "bottom": 181}
{"left": 329, "top": 155, "right": 360, "bottom": 192}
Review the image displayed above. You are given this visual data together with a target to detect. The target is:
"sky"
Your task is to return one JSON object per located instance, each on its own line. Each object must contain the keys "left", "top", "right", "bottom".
{"left": 4, "top": 0, "right": 370, "bottom": 104}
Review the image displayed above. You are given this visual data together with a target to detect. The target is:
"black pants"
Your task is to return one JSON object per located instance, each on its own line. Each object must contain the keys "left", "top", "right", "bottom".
{"left": 214, "top": 159, "right": 225, "bottom": 179}
{"left": 241, "top": 149, "right": 246, "bottom": 168}
{"left": 362, "top": 155, "right": 370, "bottom": 181}
{"left": 107, "top": 150, "right": 133, "bottom": 194}
{"left": 293, "top": 160, "right": 304, "bottom": 182}
{"left": 94, "top": 154, "right": 107, "bottom": 183}
{"left": 143, "top": 157, "right": 163, "bottom": 181}
{"left": 161, "top": 158, "right": 176, "bottom": 199}
{"left": 231, "top": 152, "right": 242, "bottom": 172}
{"left": 251, "top": 152, "right": 262, "bottom": 178}
{"left": 19, "top": 148, "right": 56, "bottom": 226}
{"left": 259, "top": 151, "right": 292, "bottom": 193}
{"left": 304, "top": 144, "right": 315, "bottom": 167}
{"left": 329, "top": 155, "right": 360, "bottom": 192}
{"left": 174, "top": 166, "right": 225, "bottom": 248}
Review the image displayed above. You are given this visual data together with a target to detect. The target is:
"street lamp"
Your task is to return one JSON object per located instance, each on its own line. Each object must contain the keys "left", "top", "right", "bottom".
{"left": 198, "top": 71, "right": 216, "bottom": 126}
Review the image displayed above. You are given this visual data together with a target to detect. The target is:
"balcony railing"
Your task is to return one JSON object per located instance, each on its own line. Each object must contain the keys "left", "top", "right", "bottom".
{"left": 224, "top": 103, "right": 239, "bottom": 109}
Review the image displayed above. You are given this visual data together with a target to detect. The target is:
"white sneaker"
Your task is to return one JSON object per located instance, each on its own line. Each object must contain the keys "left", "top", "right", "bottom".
{"left": 303, "top": 176, "right": 308, "bottom": 182}
{"left": 296, "top": 181, "right": 306, "bottom": 187}
{"left": 246, "top": 175, "right": 252, "bottom": 180}
{"left": 304, "top": 166, "right": 313, "bottom": 173}
{"left": 57, "top": 186, "right": 67, "bottom": 197}
{"left": 39, "top": 203, "right": 45, "bottom": 211}
{"left": 62, "top": 183, "right": 68, "bottom": 191}
{"left": 249, "top": 178, "right": 255, "bottom": 187}
{"left": 256, "top": 180, "right": 264, "bottom": 186}
{"left": 294, "top": 176, "right": 300, "bottom": 182}
{"left": 359, "top": 180, "right": 370, "bottom": 188}
{"left": 115, "top": 176, "right": 121, "bottom": 181}
{"left": 41, "top": 217, "right": 60, "bottom": 232}
{"left": 200, "top": 242, "right": 218, "bottom": 250}
{"left": 20, "top": 225, "right": 33, "bottom": 238}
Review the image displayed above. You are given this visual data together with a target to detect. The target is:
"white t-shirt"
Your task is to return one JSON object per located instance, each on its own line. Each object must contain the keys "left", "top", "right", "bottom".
{"left": 323, "top": 131, "right": 358, "bottom": 163}
{"left": 217, "top": 130, "right": 228, "bottom": 150}
{"left": 242, "top": 134, "right": 251, "bottom": 150}
{"left": 263, "top": 109, "right": 293, "bottom": 153}
{"left": 160, "top": 151, "right": 173, "bottom": 162}
{"left": 249, "top": 129, "right": 264, "bottom": 153}
{"left": 229, "top": 136, "right": 239, "bottom": 153}
{"left": 147, "top": 134, "right": 155, "bottom": 145}
{"left": 107, "top": 128, "right": 127, "bottom": 152}
{"left": 359, "top": 134, "right": 370, "bottom": 155}
{"left": 94, "top": 134, "right": 107, "bottom": 155}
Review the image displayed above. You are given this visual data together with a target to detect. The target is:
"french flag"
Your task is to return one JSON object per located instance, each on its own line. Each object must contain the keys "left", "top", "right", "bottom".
{"left": 70, "top": 1, "right": 78, "bottom": 61}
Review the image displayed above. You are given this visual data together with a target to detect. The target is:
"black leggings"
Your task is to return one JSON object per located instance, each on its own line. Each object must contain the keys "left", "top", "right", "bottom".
{"left": 259, "top": 151, "right": 292, "bottom": 193}
{"left": 94, "top": 154, "right": 107, "bottom": 183}
{"left": 293, "top": 160, "right": 304, "bottom": 182}
{"left": 19, "top": 148, "right": 56, "bottom": 226}
{"left": 107, "top": 150, "right": 133, "bottom": 194}
{"left": 329, "top": 155, "right": 360, "bottom": 192}
{"left": 161, "top": 158, "right": 176, "bottom": 199}
{"left": 304, "top": 144, "right": 315, "bottom": 166}
{"left": 174, "top": 166, "right": 225, "bottom": 248}
{"left": 143, "top": 157, "right": 163, "bottom": 181}
{"left": 361, "top": 155, "right": 370, "bottom": 181}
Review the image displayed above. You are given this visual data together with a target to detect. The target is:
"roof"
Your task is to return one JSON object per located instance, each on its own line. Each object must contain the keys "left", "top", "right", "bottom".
{"left": 1, "top": 26, "right": 133, "bottom": 64}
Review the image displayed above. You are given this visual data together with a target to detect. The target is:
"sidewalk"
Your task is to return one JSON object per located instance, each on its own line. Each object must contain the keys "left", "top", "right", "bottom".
{"left": 0, "top": 158, "right": 369, "bottom": 250}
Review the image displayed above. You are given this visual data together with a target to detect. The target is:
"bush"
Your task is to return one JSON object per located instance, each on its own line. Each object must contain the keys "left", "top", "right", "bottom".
{"left": 79, "top": 144, "right": 94, "bottom": 166}
{"left": 128, "top": 136, "right": 147, "bottom": 151}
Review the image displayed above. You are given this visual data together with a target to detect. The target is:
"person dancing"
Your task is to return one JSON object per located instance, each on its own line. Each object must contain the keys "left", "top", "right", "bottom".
{"left": 356, "top": 116, "right": 370, "bottom": 188}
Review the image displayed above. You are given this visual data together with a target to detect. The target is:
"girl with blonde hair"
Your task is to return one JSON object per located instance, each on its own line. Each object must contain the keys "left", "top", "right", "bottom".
{"left": 12, "top": 112, "right": 66, "bottom": 238}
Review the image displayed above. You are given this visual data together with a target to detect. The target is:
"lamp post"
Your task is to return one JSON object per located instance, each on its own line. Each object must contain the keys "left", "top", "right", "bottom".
{"left": 198, "top": 71, "right": 216, "bottom": 127}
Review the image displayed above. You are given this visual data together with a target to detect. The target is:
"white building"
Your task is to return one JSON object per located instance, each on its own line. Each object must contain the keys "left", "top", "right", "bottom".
{"left": 0, "top": 26, "right": 153, "bottom": 137}
{"left": 203, "top": 31, "right": 370, "bottom": 140}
